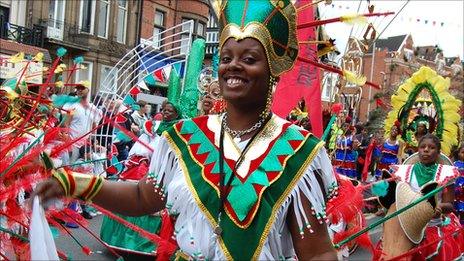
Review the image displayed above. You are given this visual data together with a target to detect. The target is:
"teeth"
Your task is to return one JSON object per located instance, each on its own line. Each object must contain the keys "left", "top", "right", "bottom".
{"left": 226, "top": 77, "right": 244, "bottom": 86}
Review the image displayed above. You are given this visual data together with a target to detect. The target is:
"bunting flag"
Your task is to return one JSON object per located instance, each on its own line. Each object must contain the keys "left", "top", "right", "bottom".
{"left": 272, "top": 0, "right": 323, "bottom": 137}
{"left": 122, "top": 95, "right": 137, "bottom": 110}
{"left": 143, "top": 74, "right": 157, "bottom": 87}
{"left": 171, "top": 62, "right": 182, "bottom": 76}
{"left": 153, "top": 68, "right": 166, "bottom": 82}
{"left": 137, "top": 80, "right": 149, "bottom": 90}
{"left": 141, "top": 63, "right": 184, "bottom": 89}
{"left": 128, "top": 86, "right": 141, "bottom": 96}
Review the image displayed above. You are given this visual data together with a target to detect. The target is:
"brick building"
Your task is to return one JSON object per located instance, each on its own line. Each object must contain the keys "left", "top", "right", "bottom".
{"left": 353, "top": 34, "right": 462, "bottom": 123}
{"left": 140, "top": 0, "right": 210, "bottom": 56}
{"left": 0, "top": 0, "right": 50, "bottom": 84}
{"left": 1, "top": 0, "right": 142, "bottom": 96}
{"left": 322, "top": 33, "right": 463, "bottom": 126}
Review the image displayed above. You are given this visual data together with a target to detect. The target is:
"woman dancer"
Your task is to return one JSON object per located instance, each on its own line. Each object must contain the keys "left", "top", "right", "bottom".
{"left": 375, "top": 123, "right": 403, "bottom": 178}
{"left": 376, "top": 134, "right": 462, "bottom": 260}
{"left": 333, "top": 123, "right": 359, "bottom": 179}
{"left": 100, "top": 101, "right": 182, "bottom": 255}
{"left": 35, "top": 1, "right": 338, "bottom": 259}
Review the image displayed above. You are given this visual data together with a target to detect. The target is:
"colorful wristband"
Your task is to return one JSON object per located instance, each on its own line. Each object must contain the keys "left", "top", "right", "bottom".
{"left": 52, "top": 168, "right": 104, "bottom": 202}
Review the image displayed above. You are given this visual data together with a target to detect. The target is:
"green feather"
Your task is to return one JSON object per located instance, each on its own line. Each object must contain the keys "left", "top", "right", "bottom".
{"left": 179, "top": 38, "right": 205, "bottom": 118}
{"left": 52, "top": 95, "right": 81, "bottom": 108}
{"left": 371, "top": 180, "right": 389, "bottom": 197}
{"left": 166, "top": 68, "right": 181, "bottom": 104}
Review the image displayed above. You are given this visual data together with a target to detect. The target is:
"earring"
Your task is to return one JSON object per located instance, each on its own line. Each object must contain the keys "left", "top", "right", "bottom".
{"left": 260, "top": 76, "right": 277, "bottom": 119}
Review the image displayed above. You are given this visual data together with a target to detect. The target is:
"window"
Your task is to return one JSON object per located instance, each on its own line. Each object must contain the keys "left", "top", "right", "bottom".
{"left": 321, "top": 72, "right": 338, "bottom": 102}
{"left": 75, "top": 61, "right": 93, "bottom": 89}
{"left": 48, "top": 0, "right": 65, "bottom": 29}
{"left": 180, "top": 18, "right": 193, "bottom": 55}
{"left": 47, "top": 0, "right": 65, "bottom": 40}
{"left": 206, "top": 31, "right": 218, "bottom": 43}
{"left": 153, "top": 10, "right": 165, "bottom": 49}
{"left": 116, "top": 0, "right": 127, "bottom": 43}
{"left": 100, "top": 65, "right": 118, "bottom": 93}
{"left": 79, "top": 0, "right": 95, "bottom": 33}
{"left": 97, "top": 0, "right": 109, "bottom": 38}
{"left": 197, "top": 22, "right": 205, "bottom": 38}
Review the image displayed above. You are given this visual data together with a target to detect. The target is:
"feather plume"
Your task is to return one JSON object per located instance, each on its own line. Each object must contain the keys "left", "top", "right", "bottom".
{"left": 327, "top": 174, "right": 364, "bottom": 225}
{"left": 0, "top": 137, "right": 28, "bottom": 159}
{"left": 343, "top": 70, "right": 367, "bottom": 86}
{"left": 8, "top": 52, "right": 25, "bottom": 63}
{"left": 371, "top": 180, "right": 389, "bottom": 197}
{"left": 52, "top": 95, "right": 81, "bottom": 108}
{"left": 340, "top": 14, "right": 368, "bottom": 25}
{"left": 33, "top": 52, "right": 44, "bottom": 62}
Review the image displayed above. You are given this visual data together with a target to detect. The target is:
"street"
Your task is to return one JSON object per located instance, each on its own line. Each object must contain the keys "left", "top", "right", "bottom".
{"left": 55, "top": 214, "right": 383, "bottom": 260}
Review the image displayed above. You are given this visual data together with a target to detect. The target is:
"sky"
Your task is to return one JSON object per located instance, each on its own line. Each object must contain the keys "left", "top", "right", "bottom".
{"left": 317, "top": 0, "right": 464, "bottom": 60}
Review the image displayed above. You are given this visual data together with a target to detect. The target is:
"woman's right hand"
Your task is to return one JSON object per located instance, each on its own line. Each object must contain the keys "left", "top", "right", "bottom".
{"left": 32, "top": 177, "right": 66, "bottom": 204}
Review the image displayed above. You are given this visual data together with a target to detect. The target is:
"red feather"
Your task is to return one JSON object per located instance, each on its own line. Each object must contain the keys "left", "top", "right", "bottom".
{"left": 327, "top": 174, "right": 364, "bottom": 224}
{"left": 0, "top": 137, "right": 28, "bottom": 159}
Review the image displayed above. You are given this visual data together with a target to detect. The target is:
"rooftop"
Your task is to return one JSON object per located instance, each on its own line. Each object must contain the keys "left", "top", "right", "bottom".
{"left": 367, "top": 34, "right": 408, "bottom": 54}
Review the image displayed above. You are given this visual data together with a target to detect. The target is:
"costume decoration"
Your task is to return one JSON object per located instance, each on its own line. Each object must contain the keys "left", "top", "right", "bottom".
{"left": 332, "top": 126, "right": 358, "bottom": 179}
{"left": 375, "top": 139, "right": 401, "bottom": 178}
{"left": 218, "top": 0, "right": 299, "bottom": 77}
{"left": 384, "top": 66, "right": 462, "bottom": 155}
{"left": 51, "top": 168, "right": 103, "bottom": 202}
{"left": 146, "top": 114, "right": 336, "bottom": 260}
{"left": 179, "top": 39, "right": 205, "bottom": 119}
{"left": 0, "top": 49, "right": 131, "bottom": 259}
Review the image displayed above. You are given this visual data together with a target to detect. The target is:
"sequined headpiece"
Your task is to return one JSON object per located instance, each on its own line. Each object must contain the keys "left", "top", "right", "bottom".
{"left": 218, "top": 0, "right": 298, "bottom": 77}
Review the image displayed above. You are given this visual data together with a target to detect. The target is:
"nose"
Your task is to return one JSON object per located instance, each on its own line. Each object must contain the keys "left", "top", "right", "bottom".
{"left": 227, "top": 57, "right": 242, "bottom": 71}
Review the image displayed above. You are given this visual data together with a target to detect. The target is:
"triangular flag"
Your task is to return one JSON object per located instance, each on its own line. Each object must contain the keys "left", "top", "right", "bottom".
{"left": 163, "top": 65, "right": 172, "bottom": 81}
{"left": 172, "top": 62, "right": 182, "bottom": 75}
{"left": 137, "top": 80, "right": 149, "bottom": 90}
{"left": 123, "top": 95, "right": 136, "bottom": 107}
{"left": 115, "top": 114, "right": 127, "bottom": 124}
{"left": 143, "top": 74, "right": 157, "bottom": 87}
{"left": 154, "top": 69, "right": 165, "bottom": 82}
{"left": 129, "top": 86, "right": 141, "bottom": 96}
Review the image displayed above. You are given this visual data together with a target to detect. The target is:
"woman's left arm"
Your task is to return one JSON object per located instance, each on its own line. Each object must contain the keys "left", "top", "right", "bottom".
{"left": 287, "top": 196, "right": 337, "bottom": 260}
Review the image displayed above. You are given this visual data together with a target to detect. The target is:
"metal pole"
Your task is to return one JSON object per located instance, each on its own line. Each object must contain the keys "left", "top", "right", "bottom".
{"left": 366, "top": 41, "right": 376, "bottom": 119}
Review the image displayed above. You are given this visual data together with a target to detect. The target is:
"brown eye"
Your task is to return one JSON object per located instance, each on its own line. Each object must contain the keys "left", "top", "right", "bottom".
{"left": 220, "top": 56, "right": 231, "bottom": 63}
{"left": 243, "top": 57, "right": 256, "bottom": 64}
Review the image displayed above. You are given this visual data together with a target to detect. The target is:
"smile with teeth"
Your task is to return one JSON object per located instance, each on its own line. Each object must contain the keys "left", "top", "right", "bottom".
{"left": 226, "top": 77, "right": 245, "bottom": 87}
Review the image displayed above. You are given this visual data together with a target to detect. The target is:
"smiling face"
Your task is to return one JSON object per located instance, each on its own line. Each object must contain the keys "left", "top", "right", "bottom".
{"left": 418, "top": 137, "right": 440, "bottom": 165}
{"left": 390, "top": 125, "right": 399, "bottom": 138}
{"left": 219, "top": 38, "right": 270, "bottom": 110}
